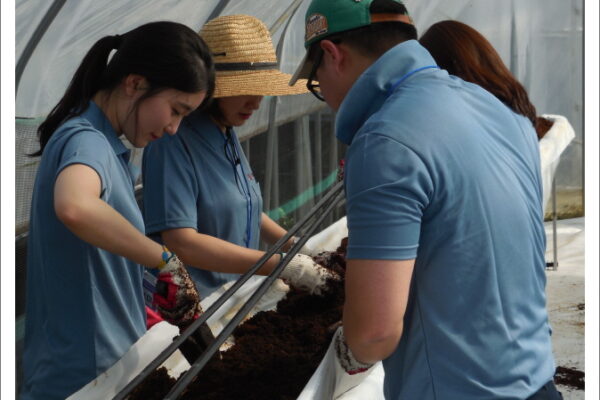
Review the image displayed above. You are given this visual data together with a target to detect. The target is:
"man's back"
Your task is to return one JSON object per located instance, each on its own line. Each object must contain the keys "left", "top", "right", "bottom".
{"left": 340, "top": 41, "right": 554, "bottom": 399}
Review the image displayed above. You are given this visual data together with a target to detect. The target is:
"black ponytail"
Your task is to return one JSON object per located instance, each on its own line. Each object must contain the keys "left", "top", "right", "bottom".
{"left": 33, "top": 21, "right": 215, "bottom": 156}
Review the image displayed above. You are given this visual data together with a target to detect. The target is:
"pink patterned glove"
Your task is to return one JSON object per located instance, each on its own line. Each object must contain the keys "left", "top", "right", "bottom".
{"left": 152, "top": 248, "right": 202, "bottom": 328}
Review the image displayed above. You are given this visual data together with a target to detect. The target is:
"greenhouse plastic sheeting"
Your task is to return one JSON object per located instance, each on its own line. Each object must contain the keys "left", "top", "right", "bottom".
{"left": 16, "top": 0, "right": 583, "bottom": 170}
{"left": 15, "top": 0, "right": 583, "bottom": 233}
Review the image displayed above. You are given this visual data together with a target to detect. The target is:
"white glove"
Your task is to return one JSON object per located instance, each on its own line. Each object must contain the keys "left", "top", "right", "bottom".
{"left": 332, "top": 326, "right": 374, "bottom": 398}
{"left": 289, "top": 236, "right": 317, "bottom": 257}
{"left": 280, "top": 253, "right": 340, "bottom": 295}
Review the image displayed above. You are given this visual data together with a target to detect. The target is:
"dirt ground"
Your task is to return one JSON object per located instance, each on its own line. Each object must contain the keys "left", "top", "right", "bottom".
{"left": 544, "top": 217, "right": 585, "bottom": 399}
{"left": 544, "top": 189, "right": 584, "bottom": 221}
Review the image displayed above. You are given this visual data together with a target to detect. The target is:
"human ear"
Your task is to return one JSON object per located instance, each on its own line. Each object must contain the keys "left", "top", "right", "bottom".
{"left": 320, "top": 40, "right": 345, "bottom": 74}
{"left": 123, "top": 74, "right": 148, "bottom": 96}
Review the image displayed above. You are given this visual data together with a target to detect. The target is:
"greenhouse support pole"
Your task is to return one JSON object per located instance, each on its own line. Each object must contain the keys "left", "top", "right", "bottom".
{"left": 264, "top": 103, "right": 277, "bottom": 212}
{"left": 295, "top": 118, "right": 303, "bottom": 223}
{"left": 263, "top": 0, "right": 303, "bottom": 213}
{"left": 315, "top": 111, "right": 323, "bottom": 188}
{"left": 301, "top": 115, "right": 315, "bottom": 215}
{"left": 552, "top": 177, "right": 558, "bottom": 271}
{"left": 16, "top": 0, "right": 67, "bottom": 94}
{"left": 204, "top": 0, "right": 231, "bottom": 25}
{"left": 329, "top": 113, "right": 339, "bottom": 226}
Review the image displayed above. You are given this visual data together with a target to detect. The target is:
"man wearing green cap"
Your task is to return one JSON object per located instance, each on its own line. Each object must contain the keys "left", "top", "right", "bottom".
{"left": 291, "top": 1, "right": 560, "bottom": 399}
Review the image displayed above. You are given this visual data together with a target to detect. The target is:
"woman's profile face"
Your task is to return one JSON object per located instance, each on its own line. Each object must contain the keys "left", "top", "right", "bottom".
{"left": 217, "top": 95, "right": 263, "bottom": 127}
{"left": 122, "top": 86, "right": 206, "bottom": 148}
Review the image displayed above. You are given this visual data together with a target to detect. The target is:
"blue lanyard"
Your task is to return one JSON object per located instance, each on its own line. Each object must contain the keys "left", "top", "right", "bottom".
{"left": 387, "top": 65, "right": 440, "bottom": 97}
{"left": 224, "top": 128, "right": 253, "bottom": 248}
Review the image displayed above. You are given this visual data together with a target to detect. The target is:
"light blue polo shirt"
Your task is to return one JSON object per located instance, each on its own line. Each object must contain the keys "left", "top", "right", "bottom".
{"left": 22, "top": 102, "right": 146, "bottom": 400}
{"left": 338, "top": 40, "right": 554, "bottom": 399}
{"left": 142, "top": 111, "right": 263, "bottom": 297}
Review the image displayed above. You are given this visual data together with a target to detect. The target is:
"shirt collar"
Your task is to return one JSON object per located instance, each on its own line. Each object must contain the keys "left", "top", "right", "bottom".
{"left": 335, "top": 40, "right": 438, "bottom": 145}
{"left": 81, "top": 101, "right": 130, "bottom": 160}
{"left": 184, "top": 110, "right": 233, "bottom": 148}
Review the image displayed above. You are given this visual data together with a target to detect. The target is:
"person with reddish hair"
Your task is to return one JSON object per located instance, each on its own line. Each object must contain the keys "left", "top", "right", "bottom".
{"left": 419, "top": 19, "right": 552, "bottom": 139}
{"left": 420, "top": 20, "right": 575, "bottom": 211}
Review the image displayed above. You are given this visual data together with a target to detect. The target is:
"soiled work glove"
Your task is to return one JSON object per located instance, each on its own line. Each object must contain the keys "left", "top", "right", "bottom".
{"left": 279, "top": 253, "right": 340, "bottom": 295}
{"left": 332, "top": 325, "right": 375, "bottom": 398}
{"left": 153, "top": 248, "right": 202, "bottom": 328}
{"left": 288, "top": 236, "right": 316, "bottom": 257}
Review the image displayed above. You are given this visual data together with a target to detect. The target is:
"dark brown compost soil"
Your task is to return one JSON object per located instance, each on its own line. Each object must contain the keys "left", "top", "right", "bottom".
{"left": 554, "top": 366, "right": 585, "bottom": 390}
{"left": 128, "top": 240, "right": 348, "bottom": 400}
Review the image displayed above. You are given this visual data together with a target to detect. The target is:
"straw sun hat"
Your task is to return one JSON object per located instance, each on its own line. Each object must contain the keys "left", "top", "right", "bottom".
{"left": 200, "top": 15, "right": 308, "bottom": 98}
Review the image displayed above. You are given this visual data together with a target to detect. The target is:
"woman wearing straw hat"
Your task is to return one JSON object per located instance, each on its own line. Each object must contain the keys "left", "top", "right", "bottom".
{"left": 142, "top": 15, "right": 336, "bottom": 298}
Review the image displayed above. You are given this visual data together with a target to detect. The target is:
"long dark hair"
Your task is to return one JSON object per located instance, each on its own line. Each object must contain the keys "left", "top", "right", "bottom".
{"left": 33, "top": 21, "right": 215, "bottom": 156}
{"left": 419, "top": 20, "right": 549, "bottom": 138}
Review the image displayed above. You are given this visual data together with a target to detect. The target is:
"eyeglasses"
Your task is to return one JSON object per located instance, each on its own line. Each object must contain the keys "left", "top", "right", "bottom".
{"left": 306, "top": 48, "right": 325, "bottom": 101}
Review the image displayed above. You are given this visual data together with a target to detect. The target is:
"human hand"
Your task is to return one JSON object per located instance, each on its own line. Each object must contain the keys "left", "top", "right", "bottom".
{"left": 280, "top": 253, "right": 340, "bottom": 295}
{"left": 287, "top": 236, "right": 316, "bottom": 257}
{"left": 331, "top": 325, "right": 375, "bottom": 399}
{"left": 333, "top": 325, "right": 373, "bottom": 375}
{"left": 153, "top": 249, "right": 202, "bottom": 328}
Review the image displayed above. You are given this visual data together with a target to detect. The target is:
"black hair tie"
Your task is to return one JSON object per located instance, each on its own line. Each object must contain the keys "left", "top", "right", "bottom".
{"left": 113, "top": 34, "right": 122, "bottom": 49}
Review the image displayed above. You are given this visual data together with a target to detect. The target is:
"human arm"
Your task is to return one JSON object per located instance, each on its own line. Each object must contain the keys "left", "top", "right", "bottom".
{"left": 54, "top": 163, "right": 163, "bottom": 266}
{"left": 161, "top": 227, "right": 282, "bottom": 275}
{"left": 341, "top": 258, "right": 415, "bottom": 364}
{"left": 162, "top": 228, "right": 337, "bottom": 294}
{"left": 260, "top": 212, "right": 296, "bottom": 251}
{"left": 55, "top": 163, "right": 200, "bottom": 326}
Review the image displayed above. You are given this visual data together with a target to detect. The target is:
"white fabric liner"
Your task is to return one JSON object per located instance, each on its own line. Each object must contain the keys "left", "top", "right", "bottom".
{"left": 539, "top": 115, "right": 576, "bottom": 211}
{"left": 67, "top": 321, "right": 189, "bottom": 400}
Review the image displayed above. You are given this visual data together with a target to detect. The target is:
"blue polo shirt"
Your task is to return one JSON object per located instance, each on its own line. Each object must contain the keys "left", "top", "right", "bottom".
{"left": 22, "top": 102, "right": 146, "bottom": 400}
{"left": 142, "top": 112, "right": 263, "bottom": 297}
{"left": 338, "top": 40, "right": 554, "bottom": 399}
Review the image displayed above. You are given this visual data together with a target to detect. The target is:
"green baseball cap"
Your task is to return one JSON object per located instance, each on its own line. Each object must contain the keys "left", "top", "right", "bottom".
{"left": 289, "top": 0, "right": 412, "bottom": 85}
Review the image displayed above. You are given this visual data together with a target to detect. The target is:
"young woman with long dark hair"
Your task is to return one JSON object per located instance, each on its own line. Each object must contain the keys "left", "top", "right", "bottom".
{"left": 22, "top": 21, "right": 214, "bottom": 400}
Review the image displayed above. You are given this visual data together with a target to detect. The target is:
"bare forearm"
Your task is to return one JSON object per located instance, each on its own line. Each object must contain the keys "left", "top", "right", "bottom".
{"left": 342, "top": 258, "right": 414, "bottom": 364}
{"left": 343, "top": 310, "right": 404, "bottom": 364}
{"left": 58, "top": 197, "right": 163, "bottom": 267}
{"left": 260, "top": 213, "right": 294, "bottom": 250}
{"left": 162, "top": 228, "right": 281, "bottom": 275}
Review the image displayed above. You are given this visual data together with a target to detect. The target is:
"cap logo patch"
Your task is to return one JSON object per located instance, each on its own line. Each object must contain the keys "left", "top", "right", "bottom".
{"left": 305, "top": 13, "right": 328, "bottom": 42}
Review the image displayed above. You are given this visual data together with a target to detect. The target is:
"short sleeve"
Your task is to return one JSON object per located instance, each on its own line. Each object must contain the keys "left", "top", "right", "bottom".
{"left": 56, "top": 129, "right": 113, "bottom": 194}
{"left": 345, "top": 133, "right": 433, "bottom": 260}
{"left": 142, "top": 135, "right": 199, "bottom": 235}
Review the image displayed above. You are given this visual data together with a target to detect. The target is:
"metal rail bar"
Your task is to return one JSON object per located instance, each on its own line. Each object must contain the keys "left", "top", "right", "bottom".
{"left": 16, "top": 0, "right": 67, "bottom": 94}
{"left": 164, "top": 189, "right": 345, "bottom": 399}
{"left": 113, "top": 181, "right": 343, "bottom": 400}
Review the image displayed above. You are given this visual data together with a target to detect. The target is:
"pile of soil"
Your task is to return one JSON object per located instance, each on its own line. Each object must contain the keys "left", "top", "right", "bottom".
{"left": 128, "top": 240, "right": 348, "bottom": 400}
{"left": 554, "top": 366, "right": 585, "bottom": 390}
